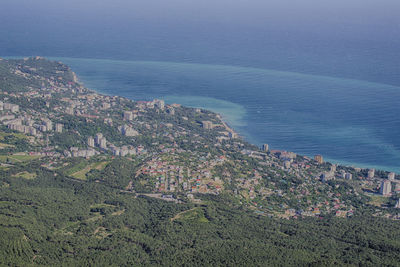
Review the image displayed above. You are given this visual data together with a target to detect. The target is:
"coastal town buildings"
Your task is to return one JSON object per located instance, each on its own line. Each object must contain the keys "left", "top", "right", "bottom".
{"left": 344, "top": 173, "right": 352, "bottom": 180}
{"left": 395, "top": 199, "right": 400, "bottom": 209}
{"left": 42, "top": 119, "right": 53, "bottom": 131}
{"left": 167, "top": 107, "right": 175, "bottom": 115}
{"left": 3, "top": 102, "right": 19, "bottom": 113}
{"left": 314, "top": 155, "right": 324, "bottom": 164}
{"left": 1, "top": 57, "right": 400, "bottom": 221}
{"left": 388, "top": 172, "right": 396, "bottom": 181}
{"left": 95, "top": 133, "right": 103, "bottom": 145}
{"left": 380, "top": 180, "right": 391, "bottom": 196}
{"left": 99, "top": 137, "right": 107, "bottom": 149}
{"left": 55, "top": 123, "right": 63, "bottom": 133}
{"left": 262, "top": 144, "right": 269, "bottom": 152}
{"left": 88, "top": 137, "right": 95, "bottom": 147}
{"left": 153, "top": 99, "right": 165, "bottom": 110}
{"left": 123, "top": 111, "right": 135, "bottom": 121}
{"left": 120, "top": 125, "right": 139, "bottom": 137}
{"left": 202, "top": 121, "right": 213, "bottom": 130}
{"left": 368, "top": 169, "right": 375, "bottom": 179}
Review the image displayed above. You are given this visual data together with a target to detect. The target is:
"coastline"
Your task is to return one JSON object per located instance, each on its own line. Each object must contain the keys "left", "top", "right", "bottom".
{"left": 1, "top": 55, "right": 399, "bottom": 220}
{"left": 71, "top": 71, "right": 396, "bottom": 175}
{"left": 3, "top": 55, "right": 399, "bottom": 174}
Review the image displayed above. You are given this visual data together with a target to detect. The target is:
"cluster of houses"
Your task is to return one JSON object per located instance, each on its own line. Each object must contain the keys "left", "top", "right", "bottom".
{"left": 0, "top": 100, "right": 64, "bottom": 138}
{"left": 135, "top": 151, "right": 226, "bottom": 195}
{"left": 2, "top": 59, "right": 399, "bottom": 220}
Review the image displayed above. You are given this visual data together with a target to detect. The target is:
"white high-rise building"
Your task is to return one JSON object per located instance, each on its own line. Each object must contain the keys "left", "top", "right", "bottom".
{"left": 368, "top": 169, "right": 375, "bottom": 179}
{"left": 123, "top": 111, "right": 134, "bottom": 121}
{"left": 284, "top": 161, "right": 291, "bottom": 169}
{"left": 88, "top": 136, "right": 95, "bottom": 147}
{"left": 262, "top": 144, "right": 269, "bottom": 152}
{"left": 55, "top": 123, "right": 63, "bottom": 133}
{"left": 202, "top": 121, "right": 213, "bottom": 130}
{"left": 95, "top": 133, "right": 103, "bottom": 145}
{"left": 344, "top": 173, "right": 353, "bottom": 180}
{"left": 65, "top": 107, "right": 74, "bottom": 115}
{"left": 42, "top": 119, "right": 53, "bottom": 131}
{"left": 121, "top": 125, "right": 139, "bottom": 137}
{"left": 4, "top": 103, "right": 19, "bottom": 113}
{"left": 380, "top": 180, "right": 391, "bottom": 196}
{"left": 395, "top": 199, "right": 400, "bottom": 209}
{"left": 99, "top": 138, "right": 107, "bottom": 149}
{"left": 153, "top": 99, "right": 165, "bottom": 110}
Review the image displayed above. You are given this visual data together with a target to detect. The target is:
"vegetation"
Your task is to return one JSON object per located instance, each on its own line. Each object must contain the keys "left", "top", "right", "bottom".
{"left": 1, "top": 57, "right": 400, "bottom": 266}
{"left": 0, "top": 57, "right": 75, "bottom": 92}
{"left": 1, "top": 166, "right": 400, "bottom": 266}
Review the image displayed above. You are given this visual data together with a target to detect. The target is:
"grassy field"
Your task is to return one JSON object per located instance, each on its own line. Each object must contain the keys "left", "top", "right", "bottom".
{"left": 12, "top": 171, "right": 36, "bottom": 179}
{"left": 0, "top": 142, "right": 14, "bottom": 149}
{"left": 70, "top": 161, "right": 110, "bottom": 180}
{"left": 90, "top": 203, "right": 117, "bottom": 209}
{"left": 0, "top": 131, "right": 27, "bottom": 140}
{"left": 368, "top": 195, "right": 390, "bottom": 207}
{"left": 171, "top": 207, "right": 209, "bottom": 223}
{"left": 0, "top": 154, "right": 41, "bottom": 163}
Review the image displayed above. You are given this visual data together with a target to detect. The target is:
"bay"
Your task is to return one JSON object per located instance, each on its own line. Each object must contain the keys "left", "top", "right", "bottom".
{"left": 51, "top": 57, "right": 400, "bottom": 173}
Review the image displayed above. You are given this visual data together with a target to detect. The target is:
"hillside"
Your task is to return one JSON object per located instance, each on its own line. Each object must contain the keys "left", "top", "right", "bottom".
{"left": 0, "top": 57, "right": 400, "bottom": 266}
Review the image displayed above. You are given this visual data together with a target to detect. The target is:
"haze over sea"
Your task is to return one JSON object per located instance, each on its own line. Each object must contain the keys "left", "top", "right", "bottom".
{"left": 1, "top": 0, "right": 400, "bottom": 172}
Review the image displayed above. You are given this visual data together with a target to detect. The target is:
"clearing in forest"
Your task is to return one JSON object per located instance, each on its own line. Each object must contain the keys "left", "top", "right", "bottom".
{"left": 12, "top": 171, "right": 36, "bottom": 179}
{"left": 171, "top": 207, "right": 209, "bottom": 223}
{"left": 70, "top": 161, "right": 110, "bottom": 180}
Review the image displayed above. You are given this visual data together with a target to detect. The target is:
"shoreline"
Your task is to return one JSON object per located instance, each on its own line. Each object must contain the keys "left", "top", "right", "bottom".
{"left": 76, "top": 75, "right": 397, "bottom": 175}
{"left": 3, "top": 55, "right": 398, "bottom": 174}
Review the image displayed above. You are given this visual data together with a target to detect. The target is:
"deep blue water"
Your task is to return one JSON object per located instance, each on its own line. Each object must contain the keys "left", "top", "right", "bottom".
{"left": 50, "top": 58, "right": 400, "bottom": 172}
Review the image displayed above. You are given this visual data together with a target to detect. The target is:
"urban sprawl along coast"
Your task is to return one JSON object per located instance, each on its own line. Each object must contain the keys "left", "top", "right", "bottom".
{"left": 1, "top": 56, "right": 399, "bottom": 220}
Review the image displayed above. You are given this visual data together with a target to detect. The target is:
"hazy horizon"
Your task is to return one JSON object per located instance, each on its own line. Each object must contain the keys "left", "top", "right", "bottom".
{"left": 1, "top": 0, "right": 400, "bottom": 85}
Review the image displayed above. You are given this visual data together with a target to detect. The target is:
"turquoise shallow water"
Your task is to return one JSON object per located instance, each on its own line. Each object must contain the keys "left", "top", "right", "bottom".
{"left": 50, "top": 57, "right": 400, "bottom": 173}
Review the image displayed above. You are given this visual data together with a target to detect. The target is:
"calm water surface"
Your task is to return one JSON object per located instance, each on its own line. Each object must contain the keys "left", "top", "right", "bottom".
{"left": 51, "top": 57, "right": 400, "bottom": 173}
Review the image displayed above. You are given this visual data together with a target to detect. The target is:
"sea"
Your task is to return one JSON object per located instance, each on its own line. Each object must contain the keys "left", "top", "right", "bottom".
{"left": 44, "top": 57, "right": 399, "bottom": 173}
{"left": 1, "top": 2, "right": 400, "bottom": 172}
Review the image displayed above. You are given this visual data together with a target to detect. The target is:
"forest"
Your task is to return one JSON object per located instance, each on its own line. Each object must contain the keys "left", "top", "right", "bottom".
{"left": 1, "top": 161, "right": 400, "bottom": 266}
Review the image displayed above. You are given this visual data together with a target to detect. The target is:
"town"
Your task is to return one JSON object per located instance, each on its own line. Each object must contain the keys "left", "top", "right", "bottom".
{"left": 0, "top": 56, "right": 399, "bottom": 220}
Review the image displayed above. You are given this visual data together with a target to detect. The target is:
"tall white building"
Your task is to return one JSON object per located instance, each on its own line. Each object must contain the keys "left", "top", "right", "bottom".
{"left": 395, "top": 199, "right": 400, "bottom": 209}
{"left": 123, "top": 111, "right": 134, "bottom": 121}
{"left": 99, "top": 137, "right": 107, "bottom": 149}
{"left": 229, "top": 132, "right": 237, "bottom": 139}
{"left": 87, "top": 136, "right": 95, "bottom": 147}
{"left": 153, "top": 99, "right": 165, "bottom": 110}
{"left": 344, "top": 173, "right": 352, "bottom": 180}
{"left": 314, "top": 155, "right": 324, "bottom": 164}
{"left": 42, "top": 119, "right": 53, "bottom": 131}
{"left": 202, "top": 121, "right": 213, "bottom": 130}
{"left": 4, "top": 103, "right": 19, "bottom": 113}
{"left": 368, "top": 169, "right": 375, "bottom": 179}
{"left": 65, "top": 107, "right": 74, "bottom": 115}
{"left": 55, "top": 123, "right": 63, "bottom": 133}
{"left": 121, "top": 125, "right": 139, "bottom": 137}
{"left": 380, "top": 180, "right": 391, "bottom": 196}
{"left": 95, "top": 133, "right": 103, "bottom": 145}
{"left": 284, "top": 161, "right": 291, "bottom": 169}
{"left": 262, "top": 144, "right": 269, "bottom": 152}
